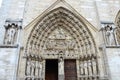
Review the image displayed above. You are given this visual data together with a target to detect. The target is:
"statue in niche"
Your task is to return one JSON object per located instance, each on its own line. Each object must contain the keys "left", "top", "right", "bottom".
{"left": 79, "top": 62, "right": 84, "bottom": 75}
{"left": 7, "top": 24, "right": 16, "bottom": 44}
{"left": 105, "top": 25, "right": 114, "bottom": 45}
{"left": 88, "top": 60, "right": 92, "bottom": 75}
{"left": 35, "top": 61, "right": 39, "bottom": 76}
{"left": 3, "top": 19, "right": 22, "bottom": 45}
{"left": 31, "top": 60, "right": 36, "bottom": 76}
{"left": 92, "top": 58, "right": 97, "bottom": 75}
{"left": 26, "top": 58, "right": 32, "bottom": 75}
{"left": 38, "top": 61, "right": 43, "bottom": 79}
{"left": 35, "top": 57, "right": 43, "bottom": 79}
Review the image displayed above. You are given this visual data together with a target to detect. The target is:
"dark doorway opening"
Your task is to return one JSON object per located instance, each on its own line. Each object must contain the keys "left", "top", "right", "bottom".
{"left": 64, "top": 59, "right": 77, "bottom": 80}
{"left": 45, "top": 59, "right": 58, "bottom": 80}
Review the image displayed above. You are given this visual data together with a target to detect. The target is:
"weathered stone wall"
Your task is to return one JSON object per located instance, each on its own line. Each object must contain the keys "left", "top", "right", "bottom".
{"left": 0, "top": 0, "right": 11, "bottom": 45}
{"left": 0, "top": 47, "right": 19, "bottom": 80}
{"left": 0, "top": 0, "right": 26, "bottom": 45}
{"left": 106, "top": 47, "right": 120, "bottom": 80}
{"left": 23, "top": 0, "right": 120, "bottom": 28}
{"left": 0, "top": 1, "right": 119, "bottom": 44}
{"left": 0, "top": 1, "right": 25, "bottom": 79}
{"left": 0, "top": 0, "right": 120, "bottom": 80}
{"left": 0, "top": 0, "right": 119, "bottom": 46}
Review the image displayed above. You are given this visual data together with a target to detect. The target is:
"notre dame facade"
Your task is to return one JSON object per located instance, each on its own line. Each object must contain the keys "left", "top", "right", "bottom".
{"left": 0, "top": 0, "right": 120, "bottom": 80}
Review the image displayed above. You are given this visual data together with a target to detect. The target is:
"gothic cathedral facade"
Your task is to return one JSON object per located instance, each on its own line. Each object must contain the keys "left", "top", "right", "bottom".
{"left": 0, "top": 0, "right": 120, "bottom": 80}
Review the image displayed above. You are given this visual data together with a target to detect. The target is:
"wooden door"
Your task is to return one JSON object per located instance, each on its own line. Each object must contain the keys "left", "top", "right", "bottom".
{"left": 64, "top": 60, "right": 77, "bottom": 80}
{"left": 45, "top": 60, "right": 58, "bottom": 80}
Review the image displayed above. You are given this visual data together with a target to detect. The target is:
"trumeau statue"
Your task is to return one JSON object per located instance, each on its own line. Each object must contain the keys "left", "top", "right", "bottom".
{"left": 59, "top": 57, "right": 64, "bottom": 75}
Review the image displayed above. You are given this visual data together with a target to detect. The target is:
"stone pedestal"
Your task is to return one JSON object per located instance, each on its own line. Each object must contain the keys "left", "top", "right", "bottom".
{"left": 59, "top": 75, "right": 64, "bottom": 80}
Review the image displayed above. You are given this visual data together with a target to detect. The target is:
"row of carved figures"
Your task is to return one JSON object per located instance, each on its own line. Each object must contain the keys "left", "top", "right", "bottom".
{"left": 25, "top": 57, "right": 43, "bottom": 80}
{"left": 25, "top": 56, "right": 99, "bottom": 80}
{"left": 46, "top": 40, "right": 76, "bottom": 49}
{"left": 79, "top": 56, "right": 99, "bottom": 80}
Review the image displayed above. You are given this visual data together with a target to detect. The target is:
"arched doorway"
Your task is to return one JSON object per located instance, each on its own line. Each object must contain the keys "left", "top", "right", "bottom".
{"left": 24, "top": 7, "right": 99, "bottom": 80}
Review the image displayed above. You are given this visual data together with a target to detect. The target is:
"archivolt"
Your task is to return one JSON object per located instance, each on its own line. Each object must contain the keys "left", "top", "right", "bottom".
{"left": 115, "top": 10, "right": 120, "bottom": 45}
{"left": 25, "top": 7, "right": 97, "bottom": 58}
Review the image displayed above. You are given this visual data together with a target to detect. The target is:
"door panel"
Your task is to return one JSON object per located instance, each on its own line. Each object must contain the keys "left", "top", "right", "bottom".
{"left": 64, "top": 60, "right": 77, "bottom": 80}
{"left": 45, "top": 60, "right": 58, "bottom": 80}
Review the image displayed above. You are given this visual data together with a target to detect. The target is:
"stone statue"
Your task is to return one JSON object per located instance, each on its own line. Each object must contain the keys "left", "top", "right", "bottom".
{"left": 26, "top": 58, "right": 32, "bottom": 75}
{"left": 38, "top": 61, "right": 43, "bottom": 78}
{"left": 7, "top": 24, "right": 16, "bottom": 44}
{"left": 79, "top": 62, "right": 84, "bottom": 75}
{"left": 92, "top": 58, "right": 97, "bottom": 75}
{"left": 35, "top": 61, "right": 39, "bottom": 76}
{"left": 105, "top": 25, "right": 114, "bottom": 45}
{"left": 31, "top": 60, "right": 36, "bottom": 76}
{"left": 34, "top": 60, "right": 42, "bottom": 78}
{"left": 59, "top": 57, "right": 64, "bottom": 74}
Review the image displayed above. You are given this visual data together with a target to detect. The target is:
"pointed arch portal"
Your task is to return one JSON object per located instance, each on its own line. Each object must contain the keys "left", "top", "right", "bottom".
{"left": 24, "top": 7, "right": 99, "bottom": 80}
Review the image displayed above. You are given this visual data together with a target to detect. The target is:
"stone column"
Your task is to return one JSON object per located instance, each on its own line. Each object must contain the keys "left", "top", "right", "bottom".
{"left": 42, "top": 59, "right": 45, "bottom": 80}
{"left": 58, "top": 57, "right": 64, "bottom": 80}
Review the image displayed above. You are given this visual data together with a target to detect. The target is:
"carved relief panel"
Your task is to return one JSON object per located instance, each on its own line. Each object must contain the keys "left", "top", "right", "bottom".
{"left": 25, "top": 56, "right": 44, "bottom": 80}
{"left": 43, "top": 27, "right": 78, "bottom": 59}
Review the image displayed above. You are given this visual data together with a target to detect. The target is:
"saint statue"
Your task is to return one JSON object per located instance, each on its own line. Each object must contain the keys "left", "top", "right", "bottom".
{"left": 59, "top": 57, "right": 64, "bottom": 75}
{"left": 105, "top": 25, "right": 114, "bottom": 45}
{"left": 31, "top": 60, "right": 36, "bottom": 76}
{"left": 7, "top": 24, "right": 16, "bottom": 44}
{"left": 38, "top": 61, "right": 43, "bottom": 78}
{"left": 26, "top": 58, "right": 32, "bottom": 75}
